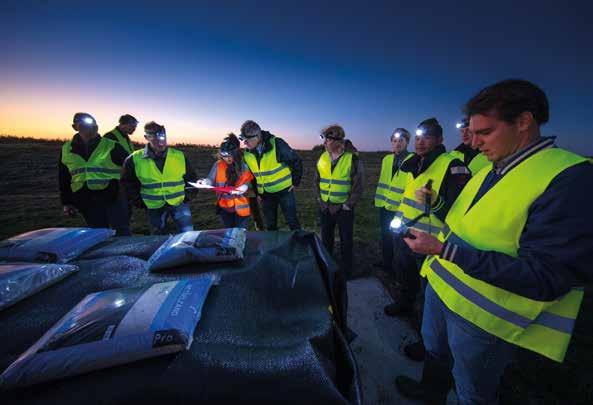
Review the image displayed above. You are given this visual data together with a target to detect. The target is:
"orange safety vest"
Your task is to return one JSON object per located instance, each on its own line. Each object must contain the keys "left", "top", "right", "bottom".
{"left": 215, "top": 160, "right": 253, "bottom": 217}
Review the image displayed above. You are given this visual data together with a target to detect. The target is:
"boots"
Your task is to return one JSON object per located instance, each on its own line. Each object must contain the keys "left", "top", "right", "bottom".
{"left": 395, "top": 354, "right": 453, "bottom": 404}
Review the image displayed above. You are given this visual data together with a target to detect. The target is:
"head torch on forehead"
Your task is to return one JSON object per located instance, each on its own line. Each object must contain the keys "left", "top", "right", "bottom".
{"left": 219, "top": 151, "right": 232, "bottom": 157}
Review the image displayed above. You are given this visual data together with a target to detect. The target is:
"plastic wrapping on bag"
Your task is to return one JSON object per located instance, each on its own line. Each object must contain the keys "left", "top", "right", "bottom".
{"left": 0, "top": 275, "right": 217, "bottom": 389}
{"left": 0, "top": 263, "right": 79, "bottom": 311}
{"left": 147, "top": 228, "right": 246, "bottom": 272}
{"left": 0, "top": 228, "right": 114, "bottom": 263}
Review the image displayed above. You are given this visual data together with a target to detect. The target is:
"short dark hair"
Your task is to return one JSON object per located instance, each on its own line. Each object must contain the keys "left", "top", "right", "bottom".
{"left": 119, "top": 114, "right": 138, "bottom": 125}
{"left": 464, "top": 79, "right": 549, "bottom": 125}
{"left": 144, "top": 121, "right": 164, "bottom": 135}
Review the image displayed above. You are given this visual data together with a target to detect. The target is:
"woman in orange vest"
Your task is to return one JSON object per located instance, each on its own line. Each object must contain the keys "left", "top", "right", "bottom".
{"left": 197, "top": 134, "right": 253, "bottom": 229}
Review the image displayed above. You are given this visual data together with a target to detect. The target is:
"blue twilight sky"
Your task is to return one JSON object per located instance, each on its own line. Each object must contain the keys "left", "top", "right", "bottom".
{"left": 1, "top": 0, "right": 592, "bottom": 153}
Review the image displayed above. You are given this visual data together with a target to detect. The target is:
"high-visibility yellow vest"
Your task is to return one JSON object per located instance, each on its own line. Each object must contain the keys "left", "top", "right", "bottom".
{"left": 132, "top": 148, "right": 186, "bottom": 209}
{"left": 244, "top": 136, "right": 292, "bottom": 194}
{"left": 397, "top": 153, "right": 456, "bottom": 236}
{"left": 421, "top": 147, "right": 587, "bottom": 362}
{"left": 317, "top": 151, "right": 353, "bottom": 204}
{"left": 375, "top": 152, "right": 414, "bottom": 211}
{"left": 106, "top": 127, "right": 134, "bottom": 154}
{"left": 449, "top": 149, "right": 491, "bottom": 175}
{"left": 61, "top": 137, "right": 121, "bottom": 192}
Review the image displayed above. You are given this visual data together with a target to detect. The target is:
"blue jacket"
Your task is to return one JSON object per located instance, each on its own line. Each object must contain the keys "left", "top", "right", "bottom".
{"left": 440, "top": 137, "right": 593, "bottom": 301}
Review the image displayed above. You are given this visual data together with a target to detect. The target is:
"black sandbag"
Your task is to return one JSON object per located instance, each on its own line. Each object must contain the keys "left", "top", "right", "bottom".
{"left": 0, "top": 228, "right": 114, "bottom": 263}
{"left": 0, "top": 231, "right": 361, "bottom": 404}
{"left": 1, "top": 276, "right": 217, "bottom": 389}
{"left": 0, "top": 263, "right": 79, "bottom": 311}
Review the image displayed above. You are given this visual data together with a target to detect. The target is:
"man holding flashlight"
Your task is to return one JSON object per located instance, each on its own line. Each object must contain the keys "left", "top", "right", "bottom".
{"left": 121, "top": 121, "right": 197, "bottom": 234}
{"left": 450, "top": 118, "right": 490, "bottom": 175}
{"left": 240, "top": 120, "right": 303, "bottom": 231}
{"left": 59, "top": 112, "right": 131, "bottom": 235}
{"left": 395, "top": 79, "right": 593, "bottom": 404}
{"left": 375, "top": 128, "right": 414, "bottom": 277}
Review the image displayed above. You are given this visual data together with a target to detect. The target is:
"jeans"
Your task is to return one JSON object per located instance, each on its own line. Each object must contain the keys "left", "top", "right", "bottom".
{"left": 422, "top": 283, "right": 514, "bottom": 404}
{"left": 262, "top": 188, "right": 301, "bottom": 231}
{"left": 219, "top": 211, "right": 250, "bottom": 229}
{"left": 320, "top": 207, "right": 354, "bottom": 277}
{"left": 147, "top": 203, "right": 193, "bottom": 235}
{"left": 79, "top": 194, "right": 131, "bottom": 236}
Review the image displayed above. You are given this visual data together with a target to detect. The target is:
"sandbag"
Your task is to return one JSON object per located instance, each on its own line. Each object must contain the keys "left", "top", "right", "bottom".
{"left": 0, "top": 228, "right": 114, "bottom": 263}
{"left": 0, "top": 263, "right": 79, "bottom": 311}
{"left": 0, "top": 276, "right": 217, "bottom": 389}
{"left": 147, "top": 228, "right": 246, "bottom": 272}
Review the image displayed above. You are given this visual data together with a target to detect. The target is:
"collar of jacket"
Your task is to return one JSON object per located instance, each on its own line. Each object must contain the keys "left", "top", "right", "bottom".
{"left": 71, "top": 133, "right": 101, "bottom": 151}
{"left": 142, "top": 144, "right": 168, "bottom": 159}
{"left": 401, "top": 144, "right": 446, "bottom": 174}
{"left": 250, "top": 130, "right": 274, "bottom": 155}
{"left": 494, "top": 136, "right": 556, "bottom": 176}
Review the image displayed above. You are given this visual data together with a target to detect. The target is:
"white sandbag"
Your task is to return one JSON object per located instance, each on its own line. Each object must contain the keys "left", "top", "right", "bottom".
{"left": 0, "top": 228, "right": 114, "bottom": 263}
{"left": 0, "top": 276, "right": 218, "bottom": 389}
{"left": 147, "top": 228, "right": 246, "bottom": 272}
{"left": 0, "top": 263, "right": 79, "bottom": 311}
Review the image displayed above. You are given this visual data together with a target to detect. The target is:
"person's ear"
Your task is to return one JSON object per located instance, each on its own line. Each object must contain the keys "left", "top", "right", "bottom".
{"left": 72, "top": 124, "right": 78, "bottom": 131}
{"left": 516, "top": 111, "right": 534, "bottom": 133}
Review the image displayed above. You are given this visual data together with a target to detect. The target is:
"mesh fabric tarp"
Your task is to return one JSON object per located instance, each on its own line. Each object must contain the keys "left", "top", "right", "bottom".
{"left": 0, "top": 231, "right": 361, "bottom": 404}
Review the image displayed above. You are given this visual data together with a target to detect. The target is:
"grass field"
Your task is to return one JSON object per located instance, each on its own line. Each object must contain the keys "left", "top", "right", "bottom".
{"left": 1, "top": 135, "right": 592, "bottom": 403}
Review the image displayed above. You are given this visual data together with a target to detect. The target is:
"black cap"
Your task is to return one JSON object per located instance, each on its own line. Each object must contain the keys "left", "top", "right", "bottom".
{"left": 220, "top": 133, "right": 240, "bottom": 153}
{"left": 417, "top": 117, "right": 443, "bottom": 138}
{"left": 119, "top": 114, "right": 139, "bottom": 125}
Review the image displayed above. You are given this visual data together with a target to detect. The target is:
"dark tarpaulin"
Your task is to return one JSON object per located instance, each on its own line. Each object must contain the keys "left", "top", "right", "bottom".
{"left": 0, "top": 231, "right": 362, "bottom": 404}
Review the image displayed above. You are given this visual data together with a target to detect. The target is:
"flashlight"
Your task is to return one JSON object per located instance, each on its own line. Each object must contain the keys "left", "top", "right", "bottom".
{"left": 390, "top": 215, "right": 416, "bottom": 239}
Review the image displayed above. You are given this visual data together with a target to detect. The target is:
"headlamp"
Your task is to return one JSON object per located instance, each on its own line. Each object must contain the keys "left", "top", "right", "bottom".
{"left": 393, "top": 132, "right": 401, "bottom": 139}
{"left": 220, "top": 151, "right": 231, "bottom": 157}
{"left": 456, "top": 122, "right": 462, "bottom": 129}
{"left": 416, "top": 128, "right": 425, "bottom": 136}
{"left": 83, "top": 117, "right": 94, "bottom": 125}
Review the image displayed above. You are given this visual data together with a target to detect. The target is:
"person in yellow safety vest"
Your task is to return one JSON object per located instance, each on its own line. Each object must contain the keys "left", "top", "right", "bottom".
{"left": 395, "top": 79, "right": 593, "bottom": 404}
{"left": 240, "top": 120, "right": 303, "bottom": 231}
{"left": 103, "top": 114, "right": 138, "bottom": 155}
{"left": 314, "top": 125, "right": 365, "bottom": 278}
{"left": 120, "top": 121, "right": 197, "bottom": 234}
{"left": 59, "top": 112, "right": 131, "bottom": 235}
{"left": 375, "top": 128, "right": 414, "bottom": 276}
{"left": 196, "top": 133, "right": 254, "bottom": 229}
{"left": 384, "top": 118, "right": 471, "bottom": 366}
{"left": 450, "top": 117, "right": 490, "bottom": 175}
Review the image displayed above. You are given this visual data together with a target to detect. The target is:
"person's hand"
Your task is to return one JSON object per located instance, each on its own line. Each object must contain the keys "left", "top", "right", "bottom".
{"left": 403, "top": 229, "right": 443, "bottom": 255}
{"left": 415, "top": 186, "right": 437, "bottom": 206}
{"left": 196, "top": 178, "right": 210, "bottom": 186}
{"left": 63, "top": 205, "right": 77, "bottom": 217}
{"left": 231, "top": 184, "right": 248, "bottom": 195}
{"left": 257, "top": 195, "right": 263, "bottom": 205}
{"left": 288, "top": 185, "right": 294, "bottom": 192}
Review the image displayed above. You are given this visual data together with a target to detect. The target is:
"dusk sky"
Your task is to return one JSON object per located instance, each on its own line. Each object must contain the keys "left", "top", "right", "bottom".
{"left": 1, "top": 0, "right": 592, "bottom": 153}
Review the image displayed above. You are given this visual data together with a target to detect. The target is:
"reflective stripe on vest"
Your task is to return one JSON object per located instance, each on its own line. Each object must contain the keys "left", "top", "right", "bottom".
{"left": 109, "top": 128, "right": 134, "bottom": 155}
{"left": 244, "top": 136, "right": 292, "bottom": 194}
{"left": 132, "top": 148, "right": 186, "bottom": 209}
{"left": 61, "top": 138, "right": 121, "bottom": 192}
{"left": 397, "top": 153, "right": 456, "bottom": 236}
{"left": 420, "top": 147, "right": 587, "bottom": 362}
{"left": 375, "top": 152, "right": 414, "bottom": 211}
{"left": 317, "top": 151, "right": 352, "bottom": 204}
{"left": 215, "top": 160, "right": 251, "bottom": 217}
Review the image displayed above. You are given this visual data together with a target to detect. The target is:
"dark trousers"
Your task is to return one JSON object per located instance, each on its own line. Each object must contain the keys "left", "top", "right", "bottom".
{"left": 320, "top": 207, "right": 354, "bottom": 277}
{"left": 262, "top": 188, "right": 301, "bottom": 231}
{"left": 379, "top": 207, "right": 397, "bottom": 274}
{"left": 395, "top": 231, "right": 423, "bottom": 308}
{"left": 219, "top": 211, "right": 250, "bottom": 229}
{"left": 79, "top": 194, "right": 131, "bottom": 236}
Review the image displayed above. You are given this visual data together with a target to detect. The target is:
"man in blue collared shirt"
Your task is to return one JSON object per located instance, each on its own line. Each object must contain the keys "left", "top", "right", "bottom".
{"left": 395, "top": 79, "right": 593, "bottom": 404}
